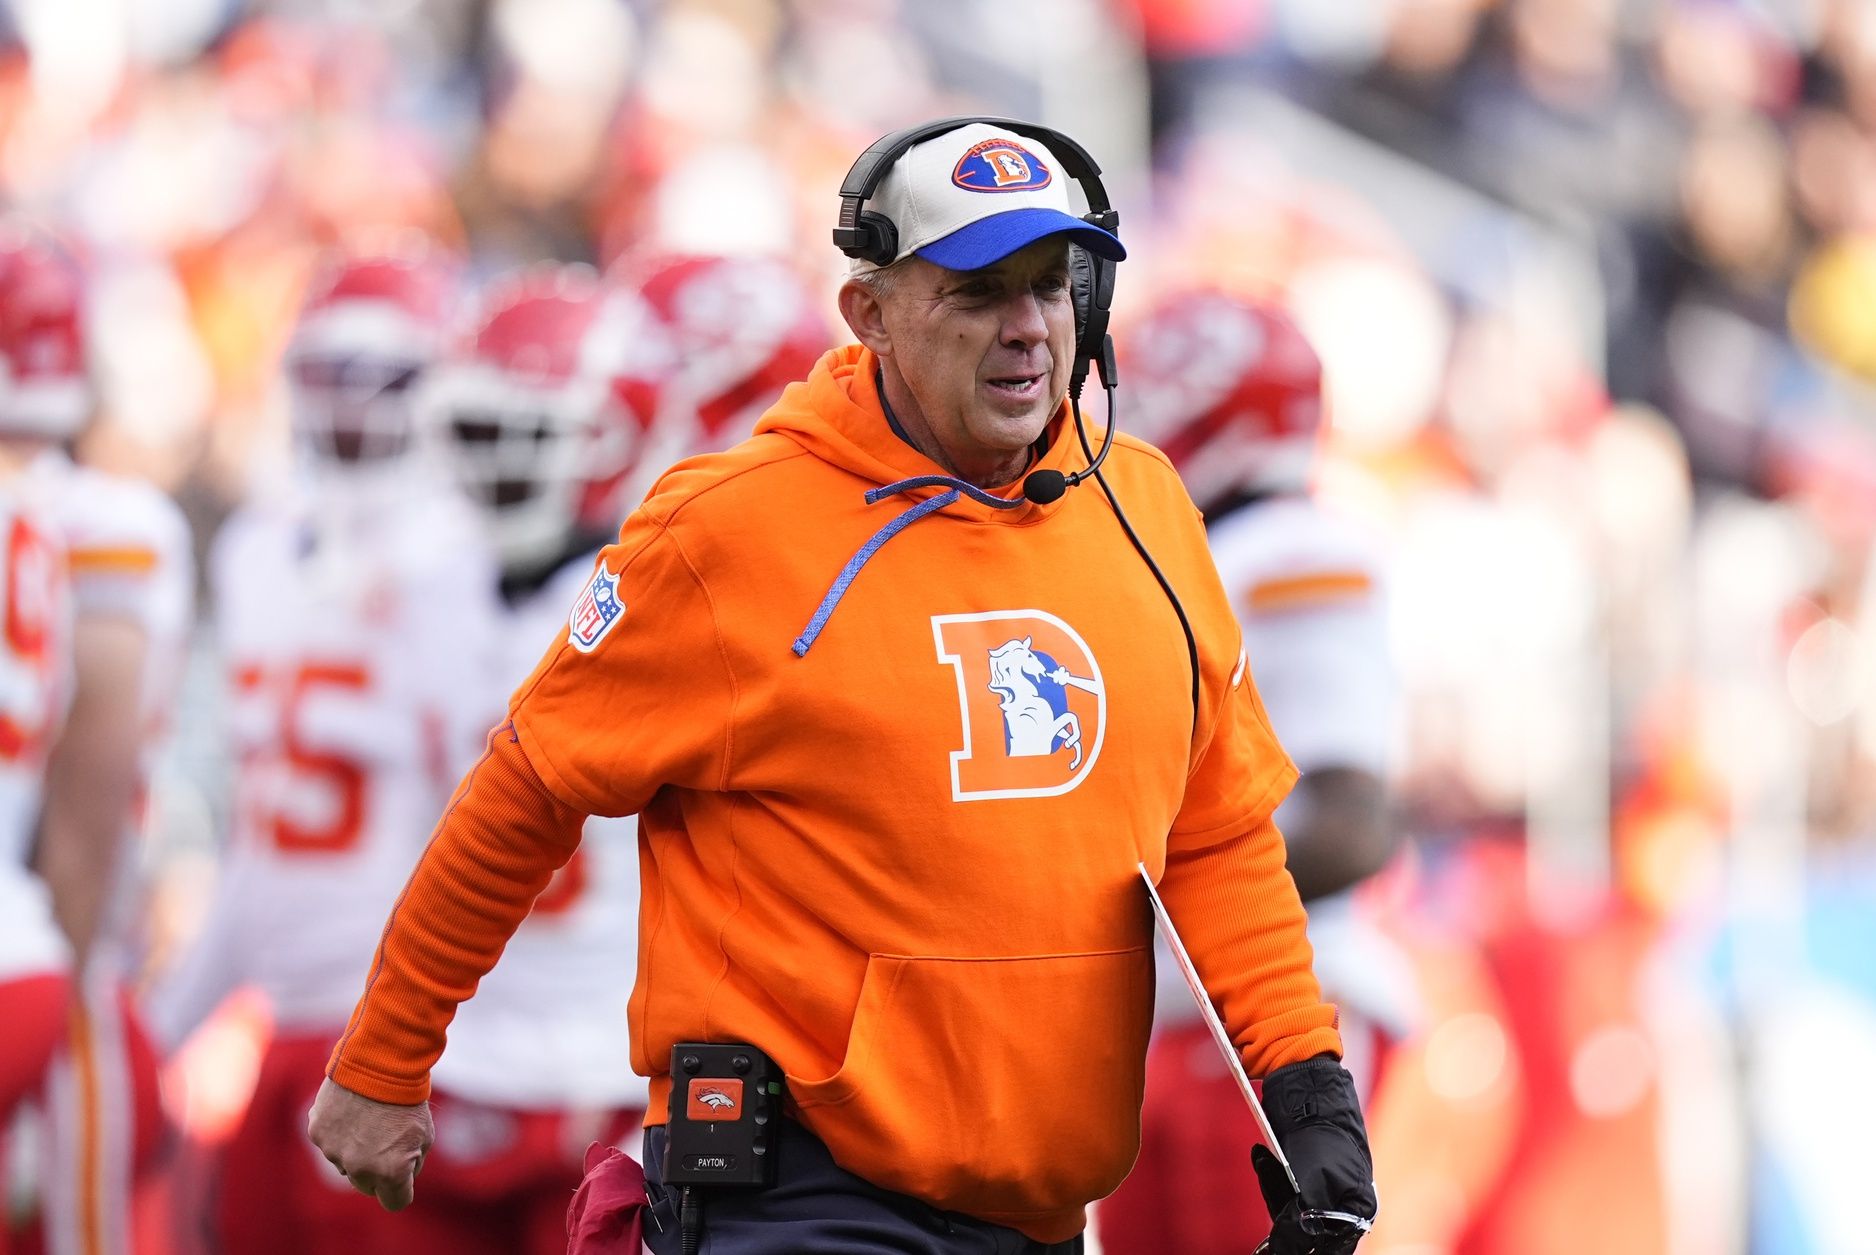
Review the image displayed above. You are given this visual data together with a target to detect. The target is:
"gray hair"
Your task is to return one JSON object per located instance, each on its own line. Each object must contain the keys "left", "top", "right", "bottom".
{"left": 845, "top": 254, "right": 907, "bottom": 298}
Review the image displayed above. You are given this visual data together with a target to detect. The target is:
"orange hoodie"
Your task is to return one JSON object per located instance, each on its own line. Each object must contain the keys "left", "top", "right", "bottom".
{"left": 329, "top": 346, "right": 1340, "bottom": 1243}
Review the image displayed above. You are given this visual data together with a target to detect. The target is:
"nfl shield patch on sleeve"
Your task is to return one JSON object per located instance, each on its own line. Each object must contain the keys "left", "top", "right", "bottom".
{"left": 568, "top": 563, "right": 626, "bottom": 653}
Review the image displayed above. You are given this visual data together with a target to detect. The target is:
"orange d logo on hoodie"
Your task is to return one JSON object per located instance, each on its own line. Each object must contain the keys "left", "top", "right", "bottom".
{"left": 933, "top": 609, "right": 1105, "bottom": 801}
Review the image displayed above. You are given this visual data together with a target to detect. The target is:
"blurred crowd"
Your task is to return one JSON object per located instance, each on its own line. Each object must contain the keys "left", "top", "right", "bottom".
{"left": 1, "top": 0, "right": 1873, "bottom": 1252}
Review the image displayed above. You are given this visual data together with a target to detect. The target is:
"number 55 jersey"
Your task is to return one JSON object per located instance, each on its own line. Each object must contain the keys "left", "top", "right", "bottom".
{"left": 157, "top": 490, "right": 500, "bottom": 1040}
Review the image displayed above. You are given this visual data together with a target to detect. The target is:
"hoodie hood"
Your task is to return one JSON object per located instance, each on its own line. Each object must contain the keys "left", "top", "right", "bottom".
{"left": 752, "top": 345, "right": 1105, "bottom": 656}
{"left": 754, "top": 345, "right": 1088, "bottom": 525}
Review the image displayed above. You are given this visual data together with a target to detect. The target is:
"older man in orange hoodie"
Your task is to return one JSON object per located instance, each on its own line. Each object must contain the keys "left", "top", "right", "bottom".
{"left": 307, "top": 119, "right": 1376, "bottom": 1254}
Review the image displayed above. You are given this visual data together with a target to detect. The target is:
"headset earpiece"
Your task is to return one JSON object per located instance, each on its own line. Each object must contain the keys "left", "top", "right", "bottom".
{"left": 849, "top": 212, "right": 899, "bottom": 267}
{"left": 1067, "top": 245, "right": 1092, "bottom": 343}
{"left": 1067, "top": 243, "right": 1115, "bottom": 399}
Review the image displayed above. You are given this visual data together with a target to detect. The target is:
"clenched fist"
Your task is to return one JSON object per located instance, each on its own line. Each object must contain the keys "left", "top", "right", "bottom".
{"left": 306, "top": 1078, "right": 434, "bottom": 1211}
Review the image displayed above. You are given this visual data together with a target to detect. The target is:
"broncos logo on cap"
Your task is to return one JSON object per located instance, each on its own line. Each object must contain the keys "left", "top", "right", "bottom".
{"left": 952, "top": 139, "right": 1053, "bottom": 193}
{"left": 933, "top": 610, "right": 1105, "bottom": 801}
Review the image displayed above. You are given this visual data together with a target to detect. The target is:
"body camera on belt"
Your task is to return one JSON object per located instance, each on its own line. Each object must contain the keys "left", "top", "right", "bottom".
{"left": 663, "top": 1043, "right": 784, "bottom": 1189}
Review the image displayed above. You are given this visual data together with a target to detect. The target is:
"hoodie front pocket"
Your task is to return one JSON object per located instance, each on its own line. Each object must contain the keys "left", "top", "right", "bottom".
{"left": 788, "top": 946, "right": 1152, "bottom": 1221}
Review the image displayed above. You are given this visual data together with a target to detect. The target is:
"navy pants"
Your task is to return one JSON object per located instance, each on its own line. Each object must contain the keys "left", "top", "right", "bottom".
{"left": 641, "top": 1122, "right": 1086, "bottom": 1255}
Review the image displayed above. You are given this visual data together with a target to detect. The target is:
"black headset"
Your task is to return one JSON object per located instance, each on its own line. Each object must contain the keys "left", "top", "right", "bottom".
{"left": 832, "top": 115, "right": 1119, "bottom": 404}
{"left": 834, "top": 117, "right": 1202, "bottom": 723}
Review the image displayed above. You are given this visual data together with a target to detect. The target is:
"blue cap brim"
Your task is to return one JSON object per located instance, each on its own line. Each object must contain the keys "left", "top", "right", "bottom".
{"left": 914, "top": 207, "right": 1126, "bottom": 272}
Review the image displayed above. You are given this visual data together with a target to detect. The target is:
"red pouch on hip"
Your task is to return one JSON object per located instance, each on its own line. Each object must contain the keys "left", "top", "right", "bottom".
{"left": 566, "top": 1142, "right": 650, "bottom": 1254}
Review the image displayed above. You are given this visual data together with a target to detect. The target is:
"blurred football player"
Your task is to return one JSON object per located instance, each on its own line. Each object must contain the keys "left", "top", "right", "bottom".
{"left": 151, "top": 244, "right": 502, "bottom": 1254}
{"left": 1099, "top": 291, "right": 1407, "bottom": 1254}
{"left": 401, "top": 262, "right": 662, "bottom": 1254}
{"left": 0, "top": 223, "right": 190, "bottom": 1255}
{"left": 616, "top": 252, "right": 830, "bottom": 498}
{"left": 0, "top": 435, "right": 72, "bottom": 1255}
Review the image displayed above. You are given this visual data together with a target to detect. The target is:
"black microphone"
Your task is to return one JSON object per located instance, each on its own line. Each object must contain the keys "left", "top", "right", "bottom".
{"left": 1023, "top": 375, "right": 1118, "bottom": 504}
{"left": 1022, "top": 469, "right": 1068, "bottom": 503}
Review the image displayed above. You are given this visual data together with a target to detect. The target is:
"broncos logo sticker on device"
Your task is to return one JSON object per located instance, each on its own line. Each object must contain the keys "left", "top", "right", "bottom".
{"left": 568, "top": 562, "right": 625, "bottom": 653}
{"left": 933, "top": 609, "right": 1105, "bottom": 801}
{"left": 951, "top": 139, "right": 1053, "bottom": 193}
{"left": 686, "top": 1079, "right": 743, "bottom": 1121}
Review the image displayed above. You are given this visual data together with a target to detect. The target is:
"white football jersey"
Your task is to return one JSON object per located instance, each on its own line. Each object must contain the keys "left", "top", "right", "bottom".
{"left": 27, "top": 455, "right": 196, "bottom": 975}
{"left": 184, "top": 490, "right": 501, "bottom": 1032}
{"left": 0, "top": 490, "right": 72, "bottom": 982}
{"left": 1159, "top": 495, "right": 1412, "bottom": 1053}
{"left": 432, "top": 550, "right": 645, "bottom": 1111}
{"left": 1207, "top": 495, "right": 1394, "bottom": 776}
{"left": 29, "top": 453, "right": 193, "bottom": 728}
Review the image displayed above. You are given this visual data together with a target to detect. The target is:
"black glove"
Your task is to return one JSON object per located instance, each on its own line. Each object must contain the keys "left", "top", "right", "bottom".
{"left": 1250, "top": 1056, "right": 1376, "bottom": 1255}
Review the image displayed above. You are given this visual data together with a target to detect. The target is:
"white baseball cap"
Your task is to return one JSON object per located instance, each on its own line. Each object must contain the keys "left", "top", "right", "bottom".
{"left": 862, "top": 123, "right": 1127, "bottom": 271}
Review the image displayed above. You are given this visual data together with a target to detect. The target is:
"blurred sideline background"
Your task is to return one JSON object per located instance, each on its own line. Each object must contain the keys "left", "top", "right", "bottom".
{"left": 7, "top": 0, "right": 1876, "bottom": 1251}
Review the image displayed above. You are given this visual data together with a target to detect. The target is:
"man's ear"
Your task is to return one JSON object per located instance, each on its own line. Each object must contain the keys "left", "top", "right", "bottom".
{"left": 838, "top": 280, "right": 893, "bottom": 359}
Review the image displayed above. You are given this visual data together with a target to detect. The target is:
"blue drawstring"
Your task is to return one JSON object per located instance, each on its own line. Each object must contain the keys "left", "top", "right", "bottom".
{"left": 792, "top": 487, "right": 959, "bottom": 656}
{"left": 793, "top": 473, "right": 1028, "bottom": 657}
{"left": 864, "top": 475, "right": 1027, "bottom": 512}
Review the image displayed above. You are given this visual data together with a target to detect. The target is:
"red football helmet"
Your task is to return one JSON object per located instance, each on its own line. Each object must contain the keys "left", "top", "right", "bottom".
{"left": 622, "top": 253, "right": 831, "bottom": 458}
{"left": 0, "top": 222, "right": 90, "bottom": 440}
{"left": 1123, "top": 291, "right": 1326, "bottom": 512}
{"left": 286, "top": 245, "right": 457, "bottom": 471}
{"left": 428, "top": 263, "right": 672, "bottom": 575}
